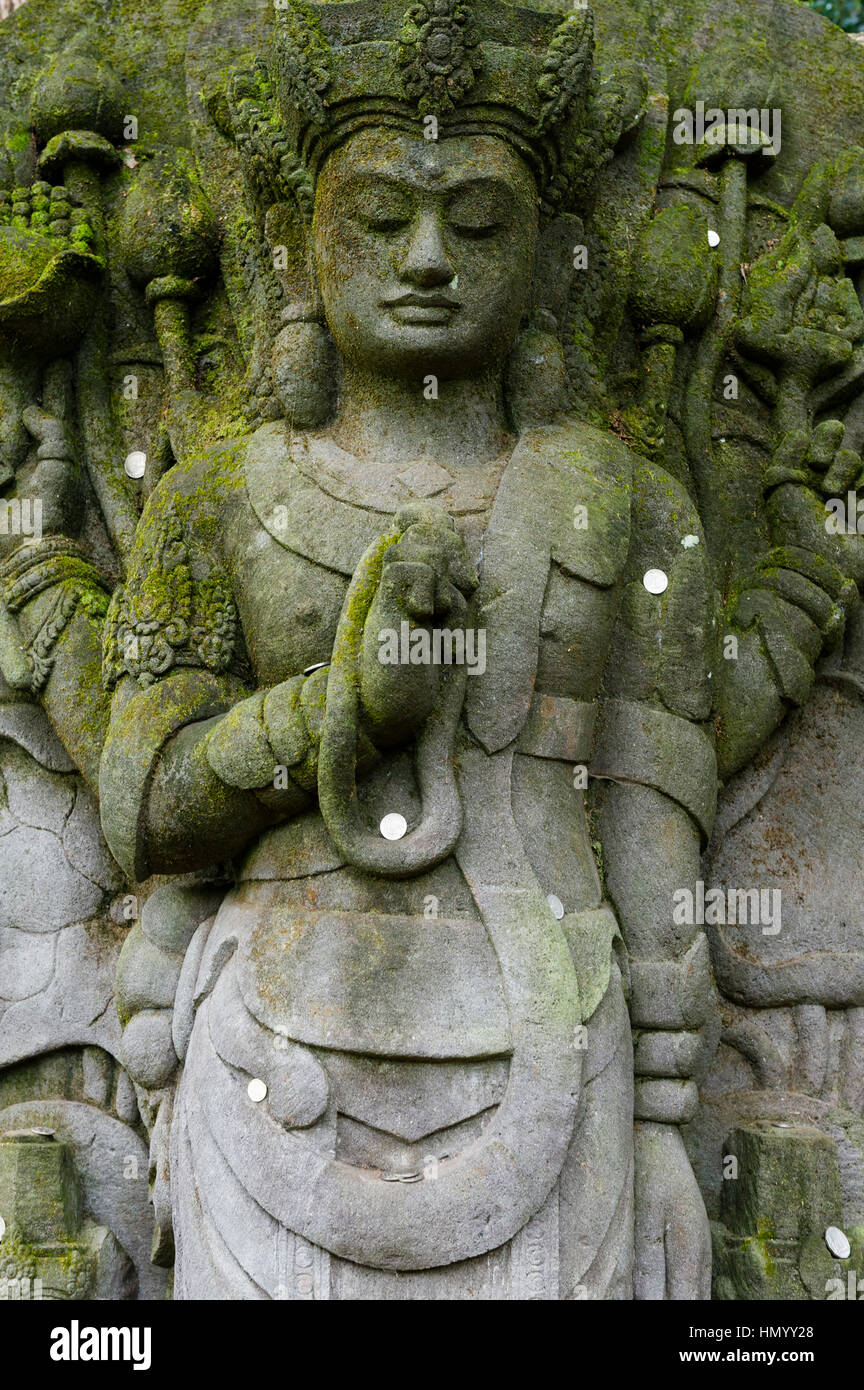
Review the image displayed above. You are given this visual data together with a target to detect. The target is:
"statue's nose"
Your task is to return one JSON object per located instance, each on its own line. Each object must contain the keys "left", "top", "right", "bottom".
{"left": 399, "top": 211, "right": 454, "bottom": 288}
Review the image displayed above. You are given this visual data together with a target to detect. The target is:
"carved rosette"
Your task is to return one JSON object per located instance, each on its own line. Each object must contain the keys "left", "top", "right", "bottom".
{"left": 397, "top": 0, "right": 483, "bottom": 116}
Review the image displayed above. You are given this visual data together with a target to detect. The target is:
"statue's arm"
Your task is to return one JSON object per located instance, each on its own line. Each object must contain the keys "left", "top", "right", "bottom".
{"left": 99, "top": 478, "right": 459, "bottom": 881}
{"left": 594, "top": 460, "right": 718, "bottom": 1103}
{"left": 96, "top": 463, "right": 376, "bottom": 881}
{"left": 591, "top": 458, "right": 715, "bottom": 1297}
{"left": 714, "top": 429, "right": 864, "bottom": 781}
{"left": 100, "top": 666, "right": 328, "bottom": 879}
{"left": 593, "top": 777, "right": 713, "bottom": 1299}
{"left": 3, "top": 551, "right": 111, "bottom": 789}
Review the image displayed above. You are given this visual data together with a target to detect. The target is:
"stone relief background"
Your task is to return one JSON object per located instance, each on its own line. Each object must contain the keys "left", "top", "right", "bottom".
{"left": 1, "top": 0, "right": 864, "bottom": 1301}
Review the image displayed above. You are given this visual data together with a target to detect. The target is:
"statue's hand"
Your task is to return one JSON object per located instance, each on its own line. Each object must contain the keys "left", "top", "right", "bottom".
{"left": 728, "top": 422, "right": 864, "bottom": 708}
{"left": 764, "top": 421, "right": 864, "bottom": 589}
{"left": 116, "top": 926, "right": 181, "bottom": 1094}
{"left": 115, "top": 881, "right": 223, "bottom": 1093}
{"left": 634, "top": 1121, "right": 711, "bottom": 1300}
{"left": 359, "top": 505, "right": 477, "bottom": 745}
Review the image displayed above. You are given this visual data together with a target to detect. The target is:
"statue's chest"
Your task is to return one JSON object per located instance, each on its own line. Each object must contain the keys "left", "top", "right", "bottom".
{"left": 223, "top": 430, "right": 632, "bottom": 696}
{"left": 226, "top": 500, "right": 623, "bottom": 702}
{"left": 229, "top": 516, "right": 348, "bottom": 682}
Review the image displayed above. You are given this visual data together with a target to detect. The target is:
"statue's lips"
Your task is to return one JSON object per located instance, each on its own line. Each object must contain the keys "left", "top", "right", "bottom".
{"left": 382, "top": 292, "right": 460, "bottom": 325}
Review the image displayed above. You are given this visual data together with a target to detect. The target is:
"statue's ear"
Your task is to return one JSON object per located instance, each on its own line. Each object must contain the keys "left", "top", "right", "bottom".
{"left": 264, "top": 202, "right": 322, "bottom": 319}
{"left": 262, "top": 202, "right": 336, "bottom": 429}
{"left": 596, "top": 66, "right": 648, "bottom": 155}
{"left": 531, "top": 214, "right": 582, "bottom": 325}
{"left": 504, "top": 215, "right": 579, "bottom": 432}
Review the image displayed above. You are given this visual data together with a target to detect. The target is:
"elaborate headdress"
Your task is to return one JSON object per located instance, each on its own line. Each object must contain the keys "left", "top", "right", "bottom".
{"left": 215, "top": 1, "right": 639, "bottom": 430}
{"left": 229, "top": 0, "right": 597, "bottom": 221}
{"left": 276, "top": 0, "right": 594, "bottom": 208}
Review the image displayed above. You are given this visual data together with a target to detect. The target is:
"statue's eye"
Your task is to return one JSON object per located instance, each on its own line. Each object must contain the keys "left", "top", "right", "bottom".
{"left": 447, "top": 216, "right": 500, "bottom": 240}
{"left": 353, "top": 188, "right": 413, "bottom": 233}
{"left": 360, "top": 211, "right": 412, "bottom": 233}
{"left": 446, "top": 188, "right": 510, "bottom": 239}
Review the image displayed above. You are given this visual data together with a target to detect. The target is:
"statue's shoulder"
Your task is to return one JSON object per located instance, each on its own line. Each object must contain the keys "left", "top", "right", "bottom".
{"left": 517, "top": 416, "right": 634, "bottom": 492}
{"left": 510, "top": 418, "right": 634, "bottom": 586}
{"left": 600, "top": 453, "right": 713, "bottom": 724}
{"left": 131, "top": 433, "right": 251, "bottom": 567}
{"left": 528, "top": 417, "right": 700, "bottom": 530}
{"left": 515, "top": 419, "right": 708, "bottom": 597}
{"left": 629, "top": 456, "right": 704, "bottom": 561}
{"left": 166, "top": 432, "right": 250, "bottom": 521}
{"left": 103, "top": 434, "right": 253, "bottom": 696}
{"left": 520, "top": 417, "right": 700, "bottom": 532}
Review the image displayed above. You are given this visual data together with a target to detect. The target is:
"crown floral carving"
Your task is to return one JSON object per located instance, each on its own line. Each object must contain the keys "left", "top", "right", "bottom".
{"left": 397, "top": 0, "right": 483, "bottom": 116}
{"left": 536, "top": 5, "right": 594, "bottom": 135}
{"left": 227, "top": 61, "right": 316, "bottom": 220}
{"left": 251, "top": 0, "right": 610, "bottom": 218}
{"left": 272, "top": 0, "right": 332, "bottom": 124}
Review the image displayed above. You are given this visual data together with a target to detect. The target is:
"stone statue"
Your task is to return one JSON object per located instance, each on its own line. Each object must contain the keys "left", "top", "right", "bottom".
{"left": 1, "top": 0, "right": 864, "bottom": 1301}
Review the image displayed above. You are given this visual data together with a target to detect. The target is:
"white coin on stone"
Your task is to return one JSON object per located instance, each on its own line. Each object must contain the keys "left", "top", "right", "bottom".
{"left": 124, "top": 451, "right": 147, "bottom": 479}
{"left": 247, "top": 1078, "right": 268, "bottom": 1103}
{"left": 547, "top": 893, "right": 565, "bottom": 920}
{"left": 707, "top": 229, "right": 720, "bottom": 247}
{"left": 380, "top": 813, "right": 408, "bottom": 840}
{"left": 0, "top": 1215, "right": 5, "bottom": 1242}
{"left": 643, "top": 568, "right": 669, "bottom": 595}
{"left": 825, "top": 1226, "right": 851, "bottom": 1259}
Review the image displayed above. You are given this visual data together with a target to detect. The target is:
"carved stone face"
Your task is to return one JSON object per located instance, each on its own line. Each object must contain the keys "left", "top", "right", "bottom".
{"left": 312, "top": 129, "right": 539, "bottom": 381}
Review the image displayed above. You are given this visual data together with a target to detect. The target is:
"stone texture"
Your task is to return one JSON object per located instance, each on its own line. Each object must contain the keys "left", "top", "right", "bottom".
{"left": 1, "top": 0, "right": 864, "bottom": 1303}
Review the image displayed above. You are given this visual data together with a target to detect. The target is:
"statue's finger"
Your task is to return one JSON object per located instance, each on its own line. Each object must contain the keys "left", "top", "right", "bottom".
{"left": 821, "top": 447, "right": 860, "bottom": 496}
{"left": 808, "top": 417, "right": 845, "bottom": 471}
{"left": 376, "top": 560, "right": 436, "bottom": 619}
